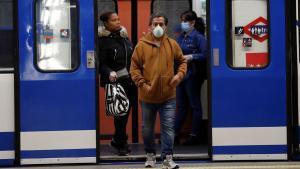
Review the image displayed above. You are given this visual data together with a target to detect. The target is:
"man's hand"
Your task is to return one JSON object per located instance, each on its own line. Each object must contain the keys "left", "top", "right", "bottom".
{"left": 169, "top": 74, "right": 181, "bottom": 88}
{"left": 184, "top": 54, "right": 193, "bottom": 61}
{"left": 142, "top": 83, "right": 151, "bottom": 94}
{"left": 109, "top": 71, "right": 118, "bottom": 82}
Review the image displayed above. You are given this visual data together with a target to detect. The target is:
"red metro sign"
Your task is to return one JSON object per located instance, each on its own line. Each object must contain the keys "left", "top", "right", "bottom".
{"left": 244, "top": 17, "right": 268, "bottom": 43}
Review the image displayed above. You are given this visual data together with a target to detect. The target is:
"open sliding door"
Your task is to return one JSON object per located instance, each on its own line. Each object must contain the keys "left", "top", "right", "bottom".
{"left": 210, "top": 0, "right": 287, "bottom": 160}
{"left": 18, "top": 0, "right": 97, "bottom": 165}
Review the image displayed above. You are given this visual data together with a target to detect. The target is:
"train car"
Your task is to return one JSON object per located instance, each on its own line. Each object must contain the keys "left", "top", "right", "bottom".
{"left": 0, "top": 0, "right": 298, "bottom": 167}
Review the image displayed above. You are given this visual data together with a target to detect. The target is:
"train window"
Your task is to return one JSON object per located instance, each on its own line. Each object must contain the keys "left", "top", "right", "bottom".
{"left": 228, "top": 0, "right": 269, "bottom": 68}
{"left": 0, "top": 0, "right": 14, "bottom": 70}
{"left": 35, "top": 0, "right": 79, "bottom": 71}
{"left": 97, "top": 0, "right": 117, "bottom": 26}
{"left": 192, "top": 0, "right": 206, "bottom": 24}
{"left": 152, "top": 0, "right": 191, "bottom": 39}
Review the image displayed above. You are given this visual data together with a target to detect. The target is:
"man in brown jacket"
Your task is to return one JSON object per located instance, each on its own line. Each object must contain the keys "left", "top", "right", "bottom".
{"left": 130, "top": 13, "right": 187, "bottom": 169}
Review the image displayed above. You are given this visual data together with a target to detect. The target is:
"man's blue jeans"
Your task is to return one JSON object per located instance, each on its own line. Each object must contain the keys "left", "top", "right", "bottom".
{"left": 140, "top": 99, "right": 176, "bottom": 159}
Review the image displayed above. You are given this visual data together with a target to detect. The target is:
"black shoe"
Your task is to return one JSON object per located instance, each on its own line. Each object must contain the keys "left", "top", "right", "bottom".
{"left": 110, "top": 139, "right": 131, "bottom": 156}
{"left": 110, "top": 139, "right": 120, "bottom": 152}
{"left": 183, "top": 135, "right": 200, "bottom": 145}
{"left": 119, "top": 144, "right": 131, "bottom": 156}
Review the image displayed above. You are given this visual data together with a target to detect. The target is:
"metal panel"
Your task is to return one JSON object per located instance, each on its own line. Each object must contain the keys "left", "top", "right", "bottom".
{"left": 210, "top": 0, "right": 287, "bottom": 160}
{"left": 18, "top": 0, "right": 97, "bottom": 164}
{"left": 0, "top": 74, "right": 14, "bottom": 166}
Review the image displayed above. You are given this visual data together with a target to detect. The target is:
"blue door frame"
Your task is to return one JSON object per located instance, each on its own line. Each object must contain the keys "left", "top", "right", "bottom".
{"left": 18, "top": 0, "right": 97, "bottom": 165}
{"left": 210, "top": 0, "right": 287, "bottom": 160}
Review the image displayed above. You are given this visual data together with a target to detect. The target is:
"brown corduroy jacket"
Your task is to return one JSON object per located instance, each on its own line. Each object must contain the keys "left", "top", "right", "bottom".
{"left": 130, "top": 33, "right": 187, "bottom": 103}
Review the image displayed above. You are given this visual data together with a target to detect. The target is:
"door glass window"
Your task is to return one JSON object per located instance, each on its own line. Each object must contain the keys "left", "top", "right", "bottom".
{"left": 0, "top": 0, "right": 14, "bottom": 70}
{"left": 229, "top": 0, "right": 269, "bottom": 68}
{"left": 152, "top": 0, "right": 191, "bottom": 39}
{"left": 192, "top": 0, "right": 206, "bottom": 25}
{"left": 35, "top": 0, "right": 78, "bottom": 71}
{"left": 199, "top": 0, "right": 206, "bottom": 21}
{"left": 97, "top": 0, "right": 117, "bottom": 27}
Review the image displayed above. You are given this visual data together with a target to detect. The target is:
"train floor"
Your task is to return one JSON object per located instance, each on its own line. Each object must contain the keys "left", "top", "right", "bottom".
{"left": 6, "top": 162, "right": 300, "bottom": 169}
{"left": 100, "top": 143, "right": 209, "bottom": 161}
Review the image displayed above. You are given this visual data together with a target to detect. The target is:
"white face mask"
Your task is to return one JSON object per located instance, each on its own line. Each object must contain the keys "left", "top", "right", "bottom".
{"left": 152, "top": 25, "right": 164, "bottom": 38}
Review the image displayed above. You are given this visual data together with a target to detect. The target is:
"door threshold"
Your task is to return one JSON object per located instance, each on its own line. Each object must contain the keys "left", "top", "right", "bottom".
{"left": 100, "top": 153, "right": 209, "bottom": 161}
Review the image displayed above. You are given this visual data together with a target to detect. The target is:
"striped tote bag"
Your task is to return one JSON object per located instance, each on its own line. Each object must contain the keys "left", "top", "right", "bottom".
{"left": 105, "top": 83, "right": 129, "bottom": 116}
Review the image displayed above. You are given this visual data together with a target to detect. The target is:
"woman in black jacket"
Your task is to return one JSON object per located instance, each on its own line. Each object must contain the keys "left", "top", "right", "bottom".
{"left": 98, "top": 11, "right": 137, "bottom": 156}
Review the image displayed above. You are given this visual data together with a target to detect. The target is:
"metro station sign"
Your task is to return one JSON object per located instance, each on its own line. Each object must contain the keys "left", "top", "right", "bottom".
{"left": 244, "top": 17, "right": 268, "bottom": 42}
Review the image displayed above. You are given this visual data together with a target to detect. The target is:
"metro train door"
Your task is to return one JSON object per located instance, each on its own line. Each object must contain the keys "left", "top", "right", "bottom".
{"left": 18, "top": 0, "right": 97, "bottom": 165}
{"left": 209, "top": 0, "right": 287, "bottom": 160}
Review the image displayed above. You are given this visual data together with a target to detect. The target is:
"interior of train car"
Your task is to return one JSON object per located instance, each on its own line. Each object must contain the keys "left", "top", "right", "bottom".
{"left": 0, "top": 0, "right": 300, "bottom": 166}
{"left": 96, "top": 0, "right": 209, "bottom": 161}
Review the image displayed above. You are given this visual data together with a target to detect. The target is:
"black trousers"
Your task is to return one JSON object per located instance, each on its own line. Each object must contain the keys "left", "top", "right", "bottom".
{"left": 113, "top": 79, "right": 137, "bottom": 145}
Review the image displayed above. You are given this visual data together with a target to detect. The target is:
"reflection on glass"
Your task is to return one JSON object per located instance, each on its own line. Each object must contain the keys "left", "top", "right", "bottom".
{"left": 97, "top": 0, "right": 116, "bottom": 26}
{"left": 0, "top": 0, "right": 14, "bottom": 69}
{"left": 153, "top": 0, "right": 190, "bottom": 39}
{"left": 36, "top": 0, "right": 78, "bottom": 71}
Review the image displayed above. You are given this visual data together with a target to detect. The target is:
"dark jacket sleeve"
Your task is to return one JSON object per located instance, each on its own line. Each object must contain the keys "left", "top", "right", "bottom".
{"left": 98, "top": 38, "right": 113, "bottom": 78}
{"left": 191, "top": 34, "right": 207, "bottom": 61}
{"left": 173, "top": 40, "right": 187, "bottom": 81}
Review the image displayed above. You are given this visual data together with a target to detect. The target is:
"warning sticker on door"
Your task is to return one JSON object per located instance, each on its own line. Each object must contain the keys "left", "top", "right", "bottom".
{"left": 244, "top": 17, "right": 268, "bottom": 43}
{"left": 246, "top": 53, "right": 268, "bottom": 68}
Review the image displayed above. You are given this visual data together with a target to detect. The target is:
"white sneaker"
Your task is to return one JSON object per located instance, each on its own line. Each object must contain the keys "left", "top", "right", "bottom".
{"left": 162, "top": 155, "right": 179, "bottom": 169}
{"left": 145, "top": 153, "right": 156, "bottom": 168}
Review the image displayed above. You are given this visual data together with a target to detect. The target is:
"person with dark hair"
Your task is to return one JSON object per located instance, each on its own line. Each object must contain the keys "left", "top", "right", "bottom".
{"left": 98, "top": 11, "right": 137, "bottom": 156}
{"left": 130, "top": 13, "right": 187, "bottom": 169}
{"left": 174, "top": 10, "right": 208, "bottom": 145}
{"left": 195, "top": 17, "right": 205, "bottom": 35}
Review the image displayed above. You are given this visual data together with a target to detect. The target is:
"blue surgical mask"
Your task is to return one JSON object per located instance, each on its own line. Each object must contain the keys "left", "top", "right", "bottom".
{"left": 181, "top": 22, "right": 191, "bottom": 32}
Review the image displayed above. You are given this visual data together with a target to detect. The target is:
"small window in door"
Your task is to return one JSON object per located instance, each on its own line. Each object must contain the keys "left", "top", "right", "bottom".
{"left": 0, "top": 0, "right": 14, "bottom": 70}
{"left": 97, "top": 0, "right": 117, "bottom": 27}
{"left": 35, "top": 0, "right": 79, "bottom": 71}
{"left": 152, "top": 0, "right": 191, "bottom": 39}
{"left": 228, "top": 0, "right": 269, "bottom": 68}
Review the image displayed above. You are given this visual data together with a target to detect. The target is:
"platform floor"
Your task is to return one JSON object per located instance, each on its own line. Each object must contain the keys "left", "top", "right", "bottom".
{"left": 5, "top": 162, "right": 300, "bottom": 169}
{"left": 4, "top": 144, "right": 300, "bottom": 169}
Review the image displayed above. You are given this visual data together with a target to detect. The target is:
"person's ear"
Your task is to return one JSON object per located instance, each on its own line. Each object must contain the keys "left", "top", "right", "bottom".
{"left": 191, "top": 20, "right": 195, "bottom": 26}
{"left": 103, "top": 21, "right": 108, "bottom": 27}
{"left": 163, "top": 26, "right": 167, "bottom": 32}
